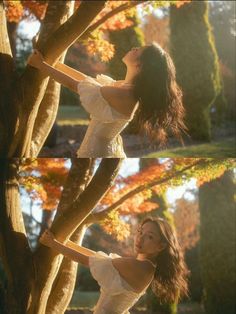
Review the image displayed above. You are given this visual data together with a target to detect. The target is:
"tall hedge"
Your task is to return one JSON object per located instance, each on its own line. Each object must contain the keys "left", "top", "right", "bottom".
{"left": 169, "top": 1, "right": 222, "bottom": 140}
{"left": 199, "top": 171, "right": 236, "bottom": 314}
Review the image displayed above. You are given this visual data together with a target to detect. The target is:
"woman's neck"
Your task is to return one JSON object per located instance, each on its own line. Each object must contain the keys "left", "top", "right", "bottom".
{"left": 124, "top": 66, "right": 139, "bottom": 84}
{"left": 136, "top": 253, "right": 157, "bottom": 267}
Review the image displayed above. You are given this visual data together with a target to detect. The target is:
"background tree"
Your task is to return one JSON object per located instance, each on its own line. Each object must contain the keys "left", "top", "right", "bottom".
{"left": 169, "top": 0, "right": 222, "bottom": 141}
{"left": 199, "top": 170, "right": 236, "bottom": 314}
{"left": 208, "top": 1, "right": 236, "bottom": 121}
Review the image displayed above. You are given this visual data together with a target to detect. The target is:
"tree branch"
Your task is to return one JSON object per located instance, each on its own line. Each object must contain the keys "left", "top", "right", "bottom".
{"left": 80, "top": 0, "right": 146, "bottom": 40}
{"left": 38, "top": 1, "right": 107, "bottom": 63}
{"left": 51, "top": 158, "right": 123, "bottom": 241}
{"left": 56, "top": 158, "right": 95, "bottom": 214}
{"left": 87, "top": 159, "right": 209, "bottom": 224}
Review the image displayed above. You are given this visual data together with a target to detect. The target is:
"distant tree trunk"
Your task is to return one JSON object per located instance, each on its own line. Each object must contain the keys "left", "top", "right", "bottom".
{"left": 169, "top": 0, "right": 222, "bottom": 140}
{"left": 199, "top": 170, "right": 236, "bottom": 314}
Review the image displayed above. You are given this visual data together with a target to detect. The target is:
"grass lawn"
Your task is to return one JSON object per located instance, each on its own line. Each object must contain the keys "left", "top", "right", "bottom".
{"left": 57, "top": 106, "right": 89, "bottom": 126}
{"left": 145, "top": 137, "right": 236, "bottom": 158}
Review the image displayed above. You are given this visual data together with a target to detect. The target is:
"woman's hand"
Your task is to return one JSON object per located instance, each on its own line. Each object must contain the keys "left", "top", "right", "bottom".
{"left": 27, "top": 50, "right": 44, "bottom": 69}
{"left": 39, "top": 229, "right": 56, "bottom": 248}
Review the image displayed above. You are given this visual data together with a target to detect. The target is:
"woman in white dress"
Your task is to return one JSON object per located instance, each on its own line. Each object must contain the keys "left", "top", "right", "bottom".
{"left": 40, "top": 217, "right": 188, "bottom": 314}
{"left": 28, "top": 43, "right": 186, "bottom": 157}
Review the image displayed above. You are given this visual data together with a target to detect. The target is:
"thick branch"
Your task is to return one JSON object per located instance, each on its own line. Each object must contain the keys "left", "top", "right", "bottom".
{"left": 51, "top": 158, "right": 123, "bottom": 240}
{"left": 80, "top": 0, "right": 146, "bottom": 40}
{"left": 87, "top": 159, "right": 209, "bottom": 224}
{"left": 38, "top": 1, "right": 107, "bottom": 63}
{"left": 56, "top": 158, "right": 95, "bottom": 214}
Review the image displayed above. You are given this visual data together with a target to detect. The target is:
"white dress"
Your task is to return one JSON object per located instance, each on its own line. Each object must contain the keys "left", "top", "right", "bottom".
{"left": 76, "top": 74, "right": 138, "bottom": 158}
{"left": 89, "top": 251, "right": 151, "bottom": 314}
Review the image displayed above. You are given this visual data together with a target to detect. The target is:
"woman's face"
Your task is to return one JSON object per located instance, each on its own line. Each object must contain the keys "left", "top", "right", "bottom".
{"left": 134, "top": 221, "right": 165, "bottom": 256}
{"left": 122, "top": 46, "right": 146, "bottom": 67}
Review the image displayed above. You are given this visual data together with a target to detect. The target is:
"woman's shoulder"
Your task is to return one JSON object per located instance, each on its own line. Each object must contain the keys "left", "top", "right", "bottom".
{"left": 112, "top": 257, "right": 154, "bottom": 293}
{"left": 100, "top": 86, "right": 137, "bottom": 117}
{"left": 113, "top": 257, "right": 154, "bottom": 273}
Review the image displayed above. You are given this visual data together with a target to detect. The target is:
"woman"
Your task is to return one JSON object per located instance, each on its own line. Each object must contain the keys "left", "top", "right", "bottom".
{"left": 28, "top": 43, "right": 186, "bottom": 157}
{"left": 40, "top": 217, "right": 189, "bottom": 314}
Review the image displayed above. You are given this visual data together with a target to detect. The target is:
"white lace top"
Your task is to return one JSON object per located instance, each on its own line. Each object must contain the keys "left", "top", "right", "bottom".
{"left": 76, "top": 74, "right": 138, "bottom": 158}
{"left": 89, "top": 251, "right": 151, "bottom": 314}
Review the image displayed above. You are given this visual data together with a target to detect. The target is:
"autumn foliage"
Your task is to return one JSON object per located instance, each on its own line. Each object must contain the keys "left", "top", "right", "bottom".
{"left": 19, "top": 158, "right": 235, "bottom": 240}
{"left": 5, "top": 0, "right": 192, "bottom": 62}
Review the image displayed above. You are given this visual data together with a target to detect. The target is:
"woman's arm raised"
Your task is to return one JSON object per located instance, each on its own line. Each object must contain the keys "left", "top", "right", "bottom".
{"left": 66, "top": 240, "right": 96, "bottom": 257}
{"left": 39, "top": 230, "right": 90, "bottom": 266}
{"left": 27, "top": 50, "right": 82, "bottom": 93}
{"left": 55, "top": 62, "right": 88, "bottom": 81}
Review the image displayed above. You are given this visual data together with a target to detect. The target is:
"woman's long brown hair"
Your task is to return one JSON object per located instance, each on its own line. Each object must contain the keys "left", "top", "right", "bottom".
{"left": 133, "top": 43, "right": 187, "bottom": 146}
{"left": 140, "top": 217, "right": 189, "bottom": 304}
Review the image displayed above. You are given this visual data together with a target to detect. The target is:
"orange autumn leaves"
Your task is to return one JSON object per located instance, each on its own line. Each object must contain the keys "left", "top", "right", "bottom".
{"left": 5, "top": 0, "right": 47, "bottom": 22}
{"left": 19, "top": 158, "right": 234, "bottom": 241}
{"left": 5, "top": 0, "right": 192, "bottom": 62}
{"left": 20, "top": 158, "right": 234, "bottom": 214}
{"left": 20, "top": 158, "right": 68, "bottom": 210}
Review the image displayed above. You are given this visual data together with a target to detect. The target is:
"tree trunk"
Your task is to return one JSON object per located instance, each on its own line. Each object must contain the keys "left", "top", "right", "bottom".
{"left": 28, "top": 158, "right": 122, "bottom": 314}
{"left": 199, "top": 171, "right": 236, "bottom": 314}
{"left": 1, "top": 1, "right": 106, "bottom": 158}
{"left": 0, "top": 159, "right": 34, "bottom": 313}
{"left": 169, "top": 0, "right": 221, "bottom": 140}
{"left": 0, "top": 1, "right": 17, "bottom": 156}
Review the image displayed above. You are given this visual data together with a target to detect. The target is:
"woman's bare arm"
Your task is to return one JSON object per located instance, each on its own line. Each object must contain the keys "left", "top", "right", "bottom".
{"left": 55, "top": 62, "right": 88, "bottom": 81}
{"left": 51, "top": 239, "right": 90, "bottom": 266}
{"left": 27, "top": 50, "right": 82, "bottom": 93}
{"left": 40, "top": 62, "right": 79, "bottom": 93}
{"left": 39, "top": 229, "right": 90, "bottom": 266}
{"left": 66, "top": 240, "right": 96, "bottom": 257}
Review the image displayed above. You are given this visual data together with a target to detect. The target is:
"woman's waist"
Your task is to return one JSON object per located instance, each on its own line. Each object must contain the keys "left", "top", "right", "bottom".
{"left": 77, "top": 134, "right": 126, "bottom": 158}
{"left": 88, "top": 119, "right": 128, "bottom": 138}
